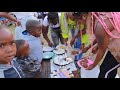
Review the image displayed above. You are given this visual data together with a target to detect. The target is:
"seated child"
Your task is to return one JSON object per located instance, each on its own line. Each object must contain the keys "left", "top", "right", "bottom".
{"left": 0, "top": 25, "right": 24, "bottom": 78}
{"left": 15, "top": 39, "right": 41, "bottom": 78}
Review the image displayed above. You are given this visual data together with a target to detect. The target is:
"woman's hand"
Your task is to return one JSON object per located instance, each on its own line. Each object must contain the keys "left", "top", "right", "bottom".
{"left": 48, "top": 42, "right": 54, "bottom": 47}
{"left": 86, "top": 64, "right": 95, "bottom": 70}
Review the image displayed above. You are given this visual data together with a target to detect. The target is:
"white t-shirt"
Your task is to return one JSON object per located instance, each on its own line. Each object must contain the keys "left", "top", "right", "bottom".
{"left": 43, "top": 12, "right": 61, "bottom": 28}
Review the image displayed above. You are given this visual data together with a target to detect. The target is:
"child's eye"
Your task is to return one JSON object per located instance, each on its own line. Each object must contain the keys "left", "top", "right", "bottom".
{"left": 0, "top": 44, "right": 4, "bottom": 48}
{"left": 11, "top": 41, "right": 15, "bottom": 45}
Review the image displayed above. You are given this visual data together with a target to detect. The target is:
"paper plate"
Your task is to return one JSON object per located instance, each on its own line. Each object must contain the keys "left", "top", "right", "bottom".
{"left": 56, "top": 45, "right": 67, "bottom": 50}
{"left": 43, "top": 46, "right": 54, "bottom": 52}
{"left": 43, "top": 52, "right": 54, "bottom": 59}
{"left": 53, "top": 56, "right": 73, "bottom": 66}
{"left": 53, "top": 49, "right": 65, "bottom": 55}
{"left": 77, "top": 59, "right": 93, "bottom": 69}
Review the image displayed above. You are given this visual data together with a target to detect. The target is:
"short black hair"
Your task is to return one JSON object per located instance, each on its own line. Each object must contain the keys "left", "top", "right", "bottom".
{"left": 26, "top": 20, "right": 41, "bottom": 32}
{"left": 47, "top": 12, "right": 58, "bottom": 22}
{"left": 15, "top": 39, "right": 26, "bottom": 50}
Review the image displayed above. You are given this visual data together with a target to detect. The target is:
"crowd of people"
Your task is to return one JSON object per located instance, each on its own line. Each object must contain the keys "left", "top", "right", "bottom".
{"left": 0, "top": 12, "right": 119, "bottom": 78}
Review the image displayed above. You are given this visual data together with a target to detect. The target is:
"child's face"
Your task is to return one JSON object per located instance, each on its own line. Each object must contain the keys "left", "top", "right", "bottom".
{"left": 31, "top": 24, "right": 42, "bottom": 37}
{"left": 0, "top": 29, "right": 16, "bottom": 64}
{"left": 17, "top": 41, "right": 30, "bottom": 58}
{"left": 50, "top": 17, "right": 59, "bottom": 25}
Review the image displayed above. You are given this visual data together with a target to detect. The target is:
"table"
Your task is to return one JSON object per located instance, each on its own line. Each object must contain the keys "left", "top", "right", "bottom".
{"left": 40, "top": 58, "right": 79, "bottom": 78}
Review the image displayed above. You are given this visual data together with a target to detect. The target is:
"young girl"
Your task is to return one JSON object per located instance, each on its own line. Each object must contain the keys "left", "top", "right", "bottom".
{"left": 64, "top": 12, "right": 89, "bottom": 60}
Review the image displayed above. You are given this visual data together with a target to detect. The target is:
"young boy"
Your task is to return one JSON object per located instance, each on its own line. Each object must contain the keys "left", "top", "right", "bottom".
{"left": 21, "top": 20, "right": 43, "bottom": 64}
{"left": 42, "top": 12, "right": 64, "bottom": 47}
{"left": 0, "top": 25, "right": 24, "bottom": 78}
{"left": 15, "top": 39, "right": 41, "bottom": 78}
{"left": 13, "top": 12, "right": 38, "bottom": 40}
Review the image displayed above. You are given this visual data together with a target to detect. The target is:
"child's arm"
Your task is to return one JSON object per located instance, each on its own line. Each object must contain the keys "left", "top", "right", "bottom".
{"left": 80, "top": 43, "right": 85, "bottom": 51}
{"left": 70, "top": 21, "right": 87, "bottom": 46}
{"left": 0, "top": 12, "right": 21, "bottom": 26}
{"left": 42, "top": 25, "right": 54, "bottom": 47}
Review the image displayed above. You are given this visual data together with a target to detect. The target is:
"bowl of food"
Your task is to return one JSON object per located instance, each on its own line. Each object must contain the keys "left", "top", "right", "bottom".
{"left": 53, "top": 48, "right": 65, "bottom": 55}
{"left": 56, "top": 45, "right": 67, "bottom": 50}
{"left": 77, "top": 59, "right": 93, "bottom": 69}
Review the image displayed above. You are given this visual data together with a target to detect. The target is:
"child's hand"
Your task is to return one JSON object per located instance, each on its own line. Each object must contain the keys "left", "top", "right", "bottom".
{"left": 63, "top": 38, "right": 68, "bottom": 45}
{"left": 48, "top": 42, "right": 54, "bottom": 47}
{"left": 82, "top": 46, "right": 89, "bottom": 53}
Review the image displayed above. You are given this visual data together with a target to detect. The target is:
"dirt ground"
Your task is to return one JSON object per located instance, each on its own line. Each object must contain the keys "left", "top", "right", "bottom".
{"left": 9, "top": 25, "right": 120, "bottom": 77}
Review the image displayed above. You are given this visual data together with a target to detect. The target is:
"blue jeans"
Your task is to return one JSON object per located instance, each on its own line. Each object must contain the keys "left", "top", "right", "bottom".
{"left": 71, "top": 29, "right": 83, "bottom": 60}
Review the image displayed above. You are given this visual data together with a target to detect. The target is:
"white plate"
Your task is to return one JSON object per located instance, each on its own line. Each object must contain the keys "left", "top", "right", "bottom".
{"left": 56, "top": 45, "right": 67, "bottom": 50}
{"left": 43, "top": 46, "right": 54, "bottom": 52}
{"left": 53, "top": 49, "right": 65, "bottom": 55}
{"left": 53, "top": 56, "right": 73, "bottom": 66}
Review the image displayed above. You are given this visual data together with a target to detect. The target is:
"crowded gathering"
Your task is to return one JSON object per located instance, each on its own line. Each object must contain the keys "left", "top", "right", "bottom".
{"left": 0, "top": 12, "right": 120, "bottom": 78}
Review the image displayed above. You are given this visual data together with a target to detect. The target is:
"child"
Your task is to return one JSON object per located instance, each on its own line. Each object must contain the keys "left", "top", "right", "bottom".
{"left": 0, "top": 25, "right": 24, "bottom": 78}
{"left": 68, "top": 12, "right": 89, "bottom": 60}
{"left": 21, "top": 20, "right": 43, "bottom": 64}
{"left": 12, "top": 12, "right": 38, "bottom": 40}
{"left": 42, "top": 12, "right": 64, "bottom": 47}
{"left": 15, "top": 39, "right": 41, "bottom": 78}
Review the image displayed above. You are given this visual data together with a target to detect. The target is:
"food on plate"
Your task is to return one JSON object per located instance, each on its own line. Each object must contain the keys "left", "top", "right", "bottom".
{"left": 53, "top": 49, "right": 65, "bottom": 55}
{"left": 60, "top": 69, "right": 72, "bottom": 78}
{"left": 60, "top": 46, "right": 66, "bottom": 50}
{"left": 72, "top": 50, "right": 79, "bottom": 55}
{"left": 80, "top": 61, "right": 88, "bottom": 68}
{"left": 53, "top": 56, "right": 73, "bottom": 66}
{"left": 82, "top": 59, "right": 88, "bottom": 63}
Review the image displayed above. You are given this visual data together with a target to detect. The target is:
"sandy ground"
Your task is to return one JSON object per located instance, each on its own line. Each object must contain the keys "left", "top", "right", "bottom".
{"left": 9, "top": 25, "right": 120, "bottom": 78}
